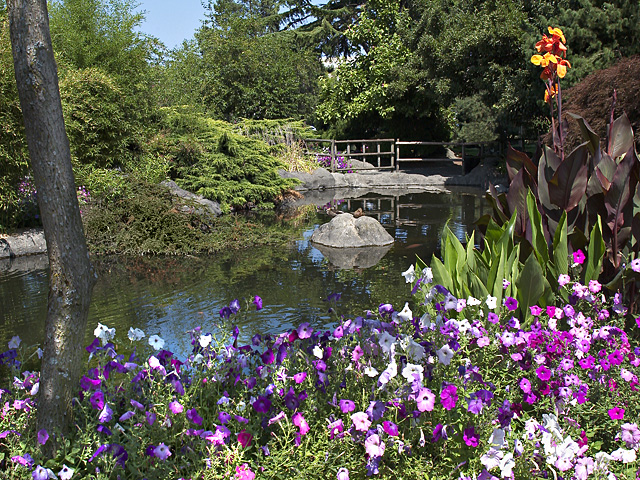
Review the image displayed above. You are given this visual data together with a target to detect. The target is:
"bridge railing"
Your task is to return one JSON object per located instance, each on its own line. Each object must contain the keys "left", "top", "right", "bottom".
{"left": 303, "top": 138, "right": 502, "bottom": 174}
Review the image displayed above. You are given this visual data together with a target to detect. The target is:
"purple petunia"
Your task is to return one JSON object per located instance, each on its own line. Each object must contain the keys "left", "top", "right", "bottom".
{"left": 37, "top": 429, "right": 48, "bottom": 445}
{"left": 252, "top": 396, "right": 272, "bottom": 414}
{"left": 328, "top": 419, "right": 344, "bottom": 439}
{"left": 153, "top": 443, "right": 172, "bottom": 461}
{"left": 297, "top": 323, "right": 313, "bottom": 339}
{"left": 339, "top": 399, "right": 355, "bottom": 413}
{"left": 504, "top": 297, "right": 518, "bottom": 311}
{"left": 186, "top": 408, "right": 203, "bottom": 425}
{"left": 536, "top": 365, "right": 552, "bottom": 381}
{"left": 169, "top": 401, "right": 183, "bottom": 414}
{"left": 253, "top": 295, "right": 263, "bottom": 310}
{"left": 463, "top": 426, "right": 479, "bottom": 447}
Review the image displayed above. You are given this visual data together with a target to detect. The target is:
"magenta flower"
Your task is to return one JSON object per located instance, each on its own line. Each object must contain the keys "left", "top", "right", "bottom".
{"left": 351, "top": 412, "right": 372, "bottom": 432}
{"left": 37, "top": 429, "right": 48, "bottom": 445}
{"left": 487, "top": 312, "right": 499, "bottom": 324}
{"left": 293, "top": 372, "right": 307, "bottom": 384}
{"left": 169, "top": 401, "right": 183, "bottom": 414}
{"left": 292, "top": 412, "right": 310, "bottom": 435}
{"left": 339, "top": 399, "right": 355, "bottom": 413}
{"left": 463, "top": 426, "right": 479, "bottom": 447}
{"left": 261, "top": 348, "right": 275, "bottom": 365}
{"left": 328, "top": 419, "right": 344, "bottom": 439}
{"left": 573, "top": 249, "right": 585, "bottom": 265}
{"left": 530, "top": 305, "right": 543, "bottom": 316}
{"left": 440, "top": 384, "right": 458, "bottom": 411}
{"left": 536, "top": 365, "right": 552, "bottom": 381}
{"left": 519, "top": 378, "right": 532, "bottom": 394}
{"left": 235, "top": 463, "right": 256, "bottom": 480}
{"left": 504, "top": 297, "right": 518, "bottom": 311}
{"left": 608, "top": 407, "right": 625, "bottom": 420}
{"left": 382, "top": 421, "right": 398, "bottom": 437}
{"left": 238, "top": 430, "right": 253, "bottom": 448}
{"left": 186, "top": 408, "right": 203, "bottom": 425}
{"left": 153, "top": 443, "right": 171, "bottom": 461}
{"left": 253, "top": 296, "right": 263, "bottom": 310}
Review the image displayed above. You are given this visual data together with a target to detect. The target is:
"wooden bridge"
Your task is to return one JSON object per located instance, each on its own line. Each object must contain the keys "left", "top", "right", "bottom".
{"left": 303, "top": 138, "right": 501, "bottom": 174}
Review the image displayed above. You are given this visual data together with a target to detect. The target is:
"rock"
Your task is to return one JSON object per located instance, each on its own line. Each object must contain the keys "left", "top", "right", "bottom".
{"left": 310, "top": 213, "right": 394, "bottom": 248}
{"left": 279, "top": 168, "right": 336, "bottom": 191}
{"left": 161, "top": 180, "right": 222, "bottom": 217}
{"left": 0, "top": 229, "right": 47, "bottom": 259}
{"left": 312, "top": 243, "right": 392, "bottom": 269}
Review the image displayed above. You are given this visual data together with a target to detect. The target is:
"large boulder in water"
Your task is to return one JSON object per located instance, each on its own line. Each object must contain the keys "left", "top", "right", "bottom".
{"left": 310, "top": 213, "right": 394, "bottom": 248}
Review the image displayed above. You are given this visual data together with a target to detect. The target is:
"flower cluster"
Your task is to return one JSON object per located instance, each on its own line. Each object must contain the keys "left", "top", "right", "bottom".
{"left": 0, "top": 266, "right": 638, "bottom": 479}
{"left": 531, "top": 27, "right": 571, "bottom": 102}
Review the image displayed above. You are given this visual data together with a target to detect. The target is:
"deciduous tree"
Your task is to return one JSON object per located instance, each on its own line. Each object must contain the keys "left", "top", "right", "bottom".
{"left": 7, "top": 0, "right": 96, "bottom": 445}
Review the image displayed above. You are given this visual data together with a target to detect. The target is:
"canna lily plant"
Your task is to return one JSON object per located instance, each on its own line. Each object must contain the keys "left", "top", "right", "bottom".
{"left": 482, "top": 27, "right": 640, "bottom": 305}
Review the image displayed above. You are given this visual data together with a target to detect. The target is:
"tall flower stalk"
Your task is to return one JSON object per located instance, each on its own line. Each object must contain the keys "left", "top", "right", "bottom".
{"left": 531, "top": 27, "right": 571, "bottom": 160}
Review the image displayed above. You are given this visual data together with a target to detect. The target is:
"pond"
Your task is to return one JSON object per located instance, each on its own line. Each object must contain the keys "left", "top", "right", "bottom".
{"left": 0, "top": 188, "right": 488, "bottom": 358}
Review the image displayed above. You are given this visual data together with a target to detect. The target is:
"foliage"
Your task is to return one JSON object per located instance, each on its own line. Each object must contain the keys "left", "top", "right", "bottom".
{"left": 0, "top": 6, "right": 31, "bottom": 231}
{"left": 157, "top": 107, "right": 298, "bottom": 212}
{"left": 1, "top": 258, "right": 640, "bottom": 479}
{"left": 82, "top": 178, "right": 304, "bottom": 255}
{"left": 486, "top": 27, "right": 640, "bottom": 307}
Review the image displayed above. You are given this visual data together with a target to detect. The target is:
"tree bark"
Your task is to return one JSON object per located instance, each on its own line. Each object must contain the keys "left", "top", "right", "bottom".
{"left": 7, "top": 0, "right": 96, "bottom": 445}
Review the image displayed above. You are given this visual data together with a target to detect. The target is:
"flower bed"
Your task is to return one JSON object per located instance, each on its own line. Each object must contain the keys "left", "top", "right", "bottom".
{"left": 1, "top": 261, "right": 639, "bottom": 480}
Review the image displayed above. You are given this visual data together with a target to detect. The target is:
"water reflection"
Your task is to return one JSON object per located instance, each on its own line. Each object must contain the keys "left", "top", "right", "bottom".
{"left": 0, "top": 189, "right": 488, "bottom": 358}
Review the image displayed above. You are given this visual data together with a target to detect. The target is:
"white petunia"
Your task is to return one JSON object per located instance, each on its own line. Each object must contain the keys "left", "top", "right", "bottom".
{"left": 419, "top": 312, "right": 434, "bottom": 330}
{"left": 610, "top": 448, "right": 637, "bottom": 463}
{"left": 236, "top": 400, "right": 246, "bottom": 412}
{"left": 312, "top": 345, "right": 324, "bottom": 359}
{"left": 467, "top": 296, "right": 481, "bottom": 307}
{"left": 397, "top": 302, "right": 413, "bottom": 322}
{"left": 378, "top": 332, "right": 396, "bottom": 354}
{"left": 489, "top": 428, "right": 506, "bottom": 449}
{"left": 128, "top": 327, "right": 145, "bottom": 342}
{"left": 436, "top": 344, "right": 454, "bottom": 365}
{"left": 199, "top": 334, "right": 212, "bottom": 348}
{"left": 421, "top": 267, "right": 433, "bottom": 284}
{"left": 401, "top": 265, "right": 415, "bottom": 283}
{"left": 486, "top": 295, "right": 497, "bottom": 310}
{"left": 401, "top": 363, "right": 424, "bottom": 383}
{"left": 94, "top": 323, "right": 116, "bottom": 345}
{"left": 405, "top": 338, "right": 425, "bottom": 361}
{"left": 499, "top": 452, "right": 515, "bottom": 478}
{"left": 148, "top": 334, "right": 165, "bottom": 351}
{"left": 364, "top": 366, "right": 379, "bottom": 377}
{"left": 480, "top": 448, "right": 503, "bottom": 470}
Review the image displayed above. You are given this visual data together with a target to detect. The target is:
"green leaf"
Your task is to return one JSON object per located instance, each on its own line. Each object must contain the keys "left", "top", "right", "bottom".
{"left": 552, "top": 211, "right": 569, "bottom": 278}
{"left": 584, "top": 217, "right": 605, "bottom": 283}
{"left": 431, "top": 256, "right": 453, "bottom": 292}
{"left": 526, "top": 188, "right": 549, "bottom": 265}
{"left": 516, "top": 254, "right": 546, "bottom": 314}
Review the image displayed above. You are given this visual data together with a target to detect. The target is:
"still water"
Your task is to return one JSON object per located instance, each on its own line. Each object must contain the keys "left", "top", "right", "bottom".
{"left": 0, "top": 189, "right": 487, "bottom": 357}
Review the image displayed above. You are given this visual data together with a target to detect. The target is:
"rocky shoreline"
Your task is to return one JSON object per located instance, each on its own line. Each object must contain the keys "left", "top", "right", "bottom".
{"left": 0, "top": 159, "right": 506, "bottom": 261}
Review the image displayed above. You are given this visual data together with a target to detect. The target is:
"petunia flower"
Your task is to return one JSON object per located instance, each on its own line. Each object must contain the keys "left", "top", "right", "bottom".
{"left": 416, "top": 388, "right": 435, "bottom": 412}
{"left": 382, "top": 421, "right": 398, "bottom": 437}
{"left": 504, "top": 297, "right": 518, "bottom": 311}
{"left": 186, "top": 408, "right": 203, "bottom": 425}
{"left": 339, "top": 399, "right": 355, "bottom": 413}
{"left": 58, "top": 465, "right": 74, "bottom": 480}
{"left": 440, "top": 384, "right": 458, "bottom": 410}
{"left": 148, "top": 335, "right": 165, "bottom": 351}
{"left": 486, "top": 295, "right": 497, "bottom": 309}
{"left": 351, "top": 412, "right": 372, "bottom": 432}
{"left": 297, "top": 323, "right": 313, "bottom": 339}
{"left": 292, "top": 412, "right": 310, "bottom": 435}
{"left": 572, "top": 249, "right": 585, "bottom": 265}
{"left": 8, "top": 336, "right": 21, "bottom": 349}
{"left": 364, "top": 433, "right": 385, "bottom": 457}
{"left": 402, "top": 363, "right": 424, "bottom": 383}
{"left": 127, "top": 327, "right": 145, "bottom": 342}
{"left": 238, "top": 429, "right": 252, "bottom": 448}
{"left": 37, "top": 429, "right": 48, "bottom": 445}
{"left": 253, "top": 295, "right": 263, "bottom": 310}
{"left": 608, "top": 407, "right": 625, "bottom": 420}
{"left": 378, "top": 332, "right": 395, "bottom": 354}
{"left": 153, "top": 443, "right": 171, "bottom": 461}
{"left": 463, "top": 426, "right": 479, "bottom": 447}
{"left": 436, "top": 344, "right": 454, "bottom": 365}
{"left": 169, "top": 401, "right": 183, "bottom": 414}
{"left": 402, "top": 265, "right": 415, "bottom": 283}
{"left": 397, "top": 302, "right": 413, "bottom": 321}
{"left": 336, "top": 468, "right": 349, "bottom": 480}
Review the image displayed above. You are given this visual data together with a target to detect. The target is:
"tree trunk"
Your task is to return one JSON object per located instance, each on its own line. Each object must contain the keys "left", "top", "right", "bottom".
{"left": 7, "top": 0, "right": 96, "bottom": 446}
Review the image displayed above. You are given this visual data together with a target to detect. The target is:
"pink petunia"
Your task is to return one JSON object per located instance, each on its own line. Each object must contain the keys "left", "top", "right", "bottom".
{"left": 440, "top": 384, "right": 458, "bottom": 411}
{"left": 608, "top": 407, "right": 625, "bottom": 420}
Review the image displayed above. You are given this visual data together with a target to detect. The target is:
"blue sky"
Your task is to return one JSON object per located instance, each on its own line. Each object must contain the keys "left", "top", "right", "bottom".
{"left": 135, "top": 1, "right": 206, "bottom": 49}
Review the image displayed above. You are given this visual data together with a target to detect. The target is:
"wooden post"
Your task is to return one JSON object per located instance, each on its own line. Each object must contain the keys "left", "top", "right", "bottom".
{"left": 395, "top": 139, "right": 399, "bottom": 171}
{"left": 331, "top": 139, "right": 336, "bottom": 172}
{"left": 377, "top": 142, "right": 381, "bottom": 168}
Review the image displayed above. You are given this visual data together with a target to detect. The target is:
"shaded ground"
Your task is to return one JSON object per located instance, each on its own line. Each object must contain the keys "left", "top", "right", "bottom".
{"left": 561, "top": 55, "right": 640, "bottom": 149}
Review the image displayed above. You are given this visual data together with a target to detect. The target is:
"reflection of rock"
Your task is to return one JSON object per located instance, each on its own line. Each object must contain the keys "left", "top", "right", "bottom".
{"left": 310, "top": 213, "right": 394, "bottom": 248}
{"left": 0, "top": 253, "right": 49, "bottom": 273}
{"left": 312, "top": 243, "right": 392, "bottom": 269}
